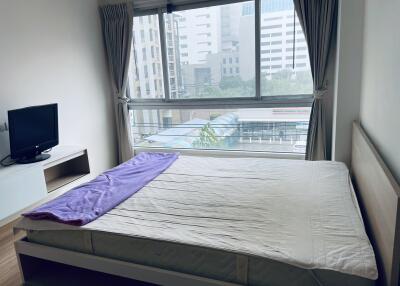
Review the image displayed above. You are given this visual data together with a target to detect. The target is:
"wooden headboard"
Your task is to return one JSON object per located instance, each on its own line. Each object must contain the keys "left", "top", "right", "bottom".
{"left": 351, "top": 121, "right": 400, "bottom": 286}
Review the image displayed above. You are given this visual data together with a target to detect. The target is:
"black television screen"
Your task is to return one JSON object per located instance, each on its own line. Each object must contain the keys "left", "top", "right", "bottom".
{"left": 8, "top": 104, "right": 58, "bottom": 162}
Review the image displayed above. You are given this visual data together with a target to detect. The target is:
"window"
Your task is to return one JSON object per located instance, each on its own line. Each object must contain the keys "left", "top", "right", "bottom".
{"left": 260, "top": 0, "right": 312, "bottom": 96}
{"left": 131, "top": 107, "right": 310, "bottom": 153}
{"left": 164, "top": 2, "right": 255, "bottom": 99}
{"left": 140, "top": 30, "right": 145, "bottom": 42}
{"left": 261, "top": 24, "right": 282, "bottom": 29}
{"left": 128, "top": 0, "right": 313, "bottom": 155}
{"left": 142, "top": 48, "right": 147, "bottom": 61}
{"left": 129, "top": 15, "right": 164, "bottom": 99}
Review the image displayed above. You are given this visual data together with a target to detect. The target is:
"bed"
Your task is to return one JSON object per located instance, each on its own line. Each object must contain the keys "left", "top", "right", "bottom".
{"left": 13, "top": 122, "right": 400, "bottom": 286}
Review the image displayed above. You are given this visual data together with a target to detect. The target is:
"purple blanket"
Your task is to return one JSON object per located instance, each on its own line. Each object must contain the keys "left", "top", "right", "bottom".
{"left": 23, "top": 152, "right": 179, "bottom": 226}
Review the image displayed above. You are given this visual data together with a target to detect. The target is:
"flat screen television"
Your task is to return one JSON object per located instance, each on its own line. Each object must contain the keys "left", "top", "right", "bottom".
{"left": 8, "top": 104, "right": 58, "bottom": 164}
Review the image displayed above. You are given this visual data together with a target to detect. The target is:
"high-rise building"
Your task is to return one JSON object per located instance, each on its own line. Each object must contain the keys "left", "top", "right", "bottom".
{"left": 241, "top": 0, "right": 310, "bottom": 78}
{"left": 130, "top": 14, "right": 183, "bottom": 137}
{"left": 176, "top": 8, "right": 220, "bottom": 65}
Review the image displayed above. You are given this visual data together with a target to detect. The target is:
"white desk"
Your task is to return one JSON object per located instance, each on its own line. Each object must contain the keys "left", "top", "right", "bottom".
{"left": 0, "top": 146, "right": 90, "bottom": 226}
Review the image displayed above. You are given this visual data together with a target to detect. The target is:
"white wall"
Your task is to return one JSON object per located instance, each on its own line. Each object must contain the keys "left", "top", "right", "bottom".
{"left": 0, "top": 0, "right": 117, "bottom": 175}
{"left": 359, "top": 0, "right": 400, "bottom": 182}
{"left": 331, "top": 0, "right": 365, "bottom": 166}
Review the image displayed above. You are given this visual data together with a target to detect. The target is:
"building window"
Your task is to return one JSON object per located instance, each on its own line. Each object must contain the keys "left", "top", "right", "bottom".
{"left": 128, "top": 0, "right": 313, "bottom": 155}
{"left": 261, "top": 24, "right": 282, "bottom": 29}
{"left": 140, "top": 30, "right": 145, "bottom": 42}
{"left": 142, "top": 48, "right": 147, "bottom": 61}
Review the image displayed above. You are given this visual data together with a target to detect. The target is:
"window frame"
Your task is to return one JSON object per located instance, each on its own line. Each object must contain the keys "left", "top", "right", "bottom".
{"left": 128, "top": 0, "right": 313, "bottom": 111}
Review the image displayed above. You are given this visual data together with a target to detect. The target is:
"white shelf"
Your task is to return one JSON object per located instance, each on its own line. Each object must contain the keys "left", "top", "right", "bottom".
{"left": 0, "top": 146, "right": 90, "bottom": 227}
{"left": 46, "top": 173, "right": 87, "bottom": 193}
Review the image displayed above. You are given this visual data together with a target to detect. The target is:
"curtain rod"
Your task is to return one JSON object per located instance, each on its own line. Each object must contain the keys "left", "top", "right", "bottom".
{"left": 98, "top": 0, "right": 250, "bottom": 11}
{"left": 98, "top": 0, "right": 133, "bottom": 7}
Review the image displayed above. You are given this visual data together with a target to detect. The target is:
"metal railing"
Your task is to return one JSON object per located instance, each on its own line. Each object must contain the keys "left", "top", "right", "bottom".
{"left": 131, "top": 121, "right": 309, "bottom": 154}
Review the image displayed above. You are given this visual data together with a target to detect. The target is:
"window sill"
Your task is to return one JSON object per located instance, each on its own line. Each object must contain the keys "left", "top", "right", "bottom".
{"left": 128, "top": 95, "right": 314, "bottom": 110}
{"left": 133, "top": 147, "right": 305, "bottom": 160}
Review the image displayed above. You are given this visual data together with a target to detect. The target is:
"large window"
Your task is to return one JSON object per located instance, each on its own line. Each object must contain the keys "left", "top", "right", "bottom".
{"left": 129, "top": 0, "right": 313, "bottom": 155}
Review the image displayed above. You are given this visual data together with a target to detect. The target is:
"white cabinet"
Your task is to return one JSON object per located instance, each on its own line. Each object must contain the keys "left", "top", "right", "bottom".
{"left": 0, "top": 146, "right": 90, "bottom": 226}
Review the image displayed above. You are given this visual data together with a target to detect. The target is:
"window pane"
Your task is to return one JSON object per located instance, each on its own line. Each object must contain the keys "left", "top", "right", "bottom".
{"left": 164, "top": 2, "right": 255, "bottom": 99}
{"left": 129, "top": 15, "right": 165, "bottom": 99}
{"left": 131, "top": 107, "right": 310, "bottom": 154}
{"left": 259, "top": 0, "right": 313, "bottom": 96}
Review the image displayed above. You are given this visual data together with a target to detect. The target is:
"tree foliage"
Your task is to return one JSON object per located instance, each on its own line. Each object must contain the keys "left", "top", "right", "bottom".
{"left": 192, "top": 123, "right": 220, "bottom": 148}
{"left": 193, "top": 70, "right": 313, "bottom": 98}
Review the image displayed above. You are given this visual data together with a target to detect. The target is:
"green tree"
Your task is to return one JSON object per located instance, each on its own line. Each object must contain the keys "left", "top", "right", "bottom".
{"left": 193, "top": 123, "right": 220, "bottom": 148}
{"left": 261, "top": 70, "right": 313, "bottom": 96}
{"left": 219, "top": 76, "right": 243, "bottom": 89}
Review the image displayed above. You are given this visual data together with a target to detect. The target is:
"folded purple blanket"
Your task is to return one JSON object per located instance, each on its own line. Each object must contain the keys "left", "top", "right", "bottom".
{"left": 23, "top": 152, "right": 179, "bottom": 226}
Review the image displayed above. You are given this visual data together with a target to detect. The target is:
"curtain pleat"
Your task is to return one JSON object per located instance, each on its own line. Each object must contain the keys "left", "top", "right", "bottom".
{"left": 294, "top": 0, "right": 337, "bottom": 160}
{"left": 99, "top": 3, "right": 134, "bottom": 163}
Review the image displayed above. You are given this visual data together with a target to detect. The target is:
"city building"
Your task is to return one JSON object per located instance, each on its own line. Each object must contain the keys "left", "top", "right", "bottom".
{"left": 241, "top": 0, "right": 310, "bottom": 79}
{"left": 129, "top": 14, "right": 184, "bottom": 138}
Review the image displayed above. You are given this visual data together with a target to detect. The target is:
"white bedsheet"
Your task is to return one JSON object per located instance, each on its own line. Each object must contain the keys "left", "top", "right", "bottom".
{"left": 17, "top": 156, "right": 378, "bottom": 280}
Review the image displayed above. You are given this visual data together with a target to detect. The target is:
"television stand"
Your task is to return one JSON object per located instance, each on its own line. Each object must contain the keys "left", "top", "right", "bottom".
{"left": 0, "top": 146, "right": 90, "bottom": 227}
{"left": 17, "top": 153, "right": 50, "bottom": 164}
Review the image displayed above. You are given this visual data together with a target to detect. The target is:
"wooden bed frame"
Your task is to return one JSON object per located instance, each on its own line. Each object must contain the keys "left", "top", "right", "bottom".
{"left": 14, "top": 121, "right": 400, "bottom": 286}
{"left": 351, "top": 121, "right": 400, "bottom": 286}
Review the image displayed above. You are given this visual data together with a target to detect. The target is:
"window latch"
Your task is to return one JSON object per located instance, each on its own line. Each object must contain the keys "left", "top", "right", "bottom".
{"left": 166, "top": 4, "right": 175, "bottom": 14}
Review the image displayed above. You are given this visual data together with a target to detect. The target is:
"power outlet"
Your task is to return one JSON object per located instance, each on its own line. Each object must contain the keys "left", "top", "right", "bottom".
{"left": 0, "top": 122, "right": 8, "bottom": 132}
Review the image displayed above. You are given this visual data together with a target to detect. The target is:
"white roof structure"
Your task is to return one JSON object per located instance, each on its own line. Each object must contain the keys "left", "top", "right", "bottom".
{"left": 236, "top": 108, "right": 311, "bottom": 122}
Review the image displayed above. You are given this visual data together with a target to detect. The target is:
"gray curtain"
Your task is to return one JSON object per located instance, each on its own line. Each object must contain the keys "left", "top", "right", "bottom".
{"left": 294, "top": 0, "right": 337, "bottom": 160}
{"left": 99, "top": 3, "right": 134, "bottom": 163}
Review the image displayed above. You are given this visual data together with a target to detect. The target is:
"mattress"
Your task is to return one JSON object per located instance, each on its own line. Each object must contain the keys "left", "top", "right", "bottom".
{"left": 17, "top": 155, "right": 378, "bottom": 286}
